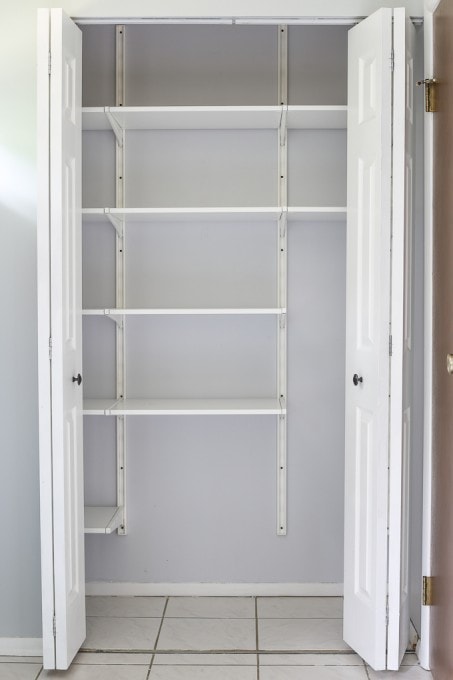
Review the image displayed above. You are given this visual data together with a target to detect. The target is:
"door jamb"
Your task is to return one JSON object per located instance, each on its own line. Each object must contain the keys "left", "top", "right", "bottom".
{"left": 418, "top": 0, "right": 440, "bottom": 671}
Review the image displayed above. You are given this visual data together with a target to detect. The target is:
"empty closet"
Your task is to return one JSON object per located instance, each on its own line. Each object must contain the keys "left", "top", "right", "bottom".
{"left": 37, "top": 6, "right": 418, "bottom": 673}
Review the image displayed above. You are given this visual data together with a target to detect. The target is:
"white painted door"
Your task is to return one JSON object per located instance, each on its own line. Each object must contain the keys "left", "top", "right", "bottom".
{"left": 344, "top": 7, "right": 413, "bottom": 671}
{"left": 387, "top": 8, "right": 415, "bottom": 670}
{"left": 37, "top": 8, "right": 85, "bottom": 670}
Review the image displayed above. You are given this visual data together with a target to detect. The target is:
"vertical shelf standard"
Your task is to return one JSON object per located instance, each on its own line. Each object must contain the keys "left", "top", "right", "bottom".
{"left": 277, "top": 25, "right": 288, "bottom": 536}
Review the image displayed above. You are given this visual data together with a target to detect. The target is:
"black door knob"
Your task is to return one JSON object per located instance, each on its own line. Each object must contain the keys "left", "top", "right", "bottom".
{"left": 353, "top": 373, "right": 363, "bottom": 386}
{"left": 72, "top": 373, "right": 82, "bottom": 386}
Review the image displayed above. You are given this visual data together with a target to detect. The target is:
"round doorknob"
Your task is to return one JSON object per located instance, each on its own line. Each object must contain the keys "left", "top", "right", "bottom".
{"left": 353, "top": 373, "right": 363, "bottom": 386}
{"left": 72, "top": 373, "right": 82, "bottom": 386}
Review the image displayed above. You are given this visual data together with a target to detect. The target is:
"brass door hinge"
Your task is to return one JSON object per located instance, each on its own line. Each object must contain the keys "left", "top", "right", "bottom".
{"left": 417, "top": 78, "right": 437, "bottom": 113}
{"left": 422, "top": 575, "right": 434, "bottom": 606}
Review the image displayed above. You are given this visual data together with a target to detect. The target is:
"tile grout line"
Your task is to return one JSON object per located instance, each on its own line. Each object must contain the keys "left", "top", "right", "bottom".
{"left": 255, "top": 596, "right": 260, "bottom": 680}
{"left": 146, "top": 596, "right": 169, "bottom": 679}
{"left": 363, "top": 658, "right": 371, "bottom": 679}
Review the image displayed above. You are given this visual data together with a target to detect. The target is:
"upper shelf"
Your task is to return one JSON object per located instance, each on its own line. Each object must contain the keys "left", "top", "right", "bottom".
{"left": 82, "top": 105, "right": 347, "bottom": 132}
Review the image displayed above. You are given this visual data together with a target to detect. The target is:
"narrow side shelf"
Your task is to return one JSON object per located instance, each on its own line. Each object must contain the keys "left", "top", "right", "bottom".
{"left": 83, "top": 398, "right": 285, "bottom": 416}
{"left": 84, "top": 506, "right": 123, "bottom": 535}
{"left": 287, "top": 207, "right": 347, "bottom": 221}
{"left": 286, "top": 106, "right": 347, "bottom": 129}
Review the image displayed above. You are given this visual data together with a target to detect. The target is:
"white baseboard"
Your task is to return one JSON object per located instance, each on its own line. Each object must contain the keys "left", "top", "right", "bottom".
{"left": 86, "top": 582, "right": 344, "bottom": 597}
{"left": 0, "top": 638, "right": 42, "bottom": 656}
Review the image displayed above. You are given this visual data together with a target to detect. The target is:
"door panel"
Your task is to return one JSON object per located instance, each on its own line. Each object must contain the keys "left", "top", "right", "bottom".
{"left": 344, "top": 9, "right": 393, "bottom": 669}
{"left": 345, "top": 7, "right": 414, "bottom": 670}
{"left": 38, "top": 8, "right": 85, "bottom": 670}
{"left": 431, "top": 1, "right": 453, "bottom": 677}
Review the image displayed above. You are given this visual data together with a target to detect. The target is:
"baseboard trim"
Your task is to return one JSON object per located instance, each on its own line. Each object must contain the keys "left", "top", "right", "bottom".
{"left": 0, "top": 638, "right": 43, "bottom": 656}
{"left": 86, "top": 582, "right": 344, "bottom": 597}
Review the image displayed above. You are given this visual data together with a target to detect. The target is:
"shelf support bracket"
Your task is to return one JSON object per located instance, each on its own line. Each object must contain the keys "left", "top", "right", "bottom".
{"left": 279, "top": 107, "right": 287, "bottom": 147}
{"left": 105, "top": 108, "right": 124, "bottom": 147}
{"left": 279, "top": 210, "right": 287, "bottom": 238}
{"left": 104, "top": 310, "right": 124, "bottom": 328}
{"left": 104, "top": 209, "right": 124, "bottom": 238}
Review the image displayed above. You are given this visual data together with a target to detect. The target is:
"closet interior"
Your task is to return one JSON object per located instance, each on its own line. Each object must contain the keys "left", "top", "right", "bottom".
{"left": 80, "top": 22, "right": 347, "bottom": 586}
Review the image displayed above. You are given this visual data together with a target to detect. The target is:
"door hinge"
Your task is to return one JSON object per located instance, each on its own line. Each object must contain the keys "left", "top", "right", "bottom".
{"left": 389, "top": 334, "right": 393, "bottom": 357}
{"left": 422, "top": 576, "right": 434, "bottom": 606}
{"left": 48, "top": 52, "right": 51, "bottom": 76}
{"left": 390, "top": 49, "right": 394, "bottom": 72}
{"left": 49, "top": 337, "right": 53, "bottom": 361}
{"left": 52, "top": 615, "right": 56, "bottom": 637}
{"left": 280, "top": 313, "right": 286, "bottom": 329}
{"left": 417, "top": 78, "right": 437, "bottom": 113}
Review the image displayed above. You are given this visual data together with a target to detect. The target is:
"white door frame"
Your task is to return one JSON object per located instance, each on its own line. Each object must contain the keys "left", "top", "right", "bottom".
{"left": 37, "top": 3, "right": 430, "bottom": 667}
{"left": 417, "top": 0, "right": 439, "bottom": 671}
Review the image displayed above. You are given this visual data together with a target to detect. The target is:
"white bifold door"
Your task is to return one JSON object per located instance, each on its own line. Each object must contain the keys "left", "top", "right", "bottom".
{"left": 37, "top": 6, "right": 414, "bottom": 671}
{"left": 344, "top": 7, "right": 414, "bottom": 672}
{"left": 37, "top": 8, "right": 85, "bottom": 670}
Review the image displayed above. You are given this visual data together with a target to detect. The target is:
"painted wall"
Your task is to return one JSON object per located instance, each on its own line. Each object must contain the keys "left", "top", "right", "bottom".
{"left": 0, "top": 0, "right": 424, "bottom": 640}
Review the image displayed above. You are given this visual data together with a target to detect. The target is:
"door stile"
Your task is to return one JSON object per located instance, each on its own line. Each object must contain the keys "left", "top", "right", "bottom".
{"left": 37, "top": 7, "right": 56, "bottom": 668}
{"left": 387, "top": 8, "right": 415, "bottom": 669}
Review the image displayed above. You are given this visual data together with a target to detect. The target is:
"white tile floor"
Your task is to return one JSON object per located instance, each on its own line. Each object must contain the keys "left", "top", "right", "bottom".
{"left": 0, "top": 597, "right": 433, "bottom": 679}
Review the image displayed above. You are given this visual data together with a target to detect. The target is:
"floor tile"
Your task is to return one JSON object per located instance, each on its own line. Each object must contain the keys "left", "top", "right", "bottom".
{"left": 258, "top": 619, "right": 350, "bottom": 651}
{"left": 260, "top": 668, "right": 367, "bottom": 679}
{"left": 82, "top": 617, "right": 161, "bottom": 651}
{"left": 367, "top": 667, "right": 433, "bottom": 679}
{"left": 402, "top": 654, "right": 421, "bottom": 666}
{"left": 40, "top": 666, "right": 149, "bottom": 679}
{"left": 153, "top": 654, "right": 256, "bottom": 665}
{"left": 149, "top": 667, "right": 256, "bottom": 679}
{"left": 258, "top": 598, "right": 343, "bottom": 619}
{"left": 74, "top": 652, "right": 152, "bottom": 665}
{"left": 157, "top": 618, "right": 256, "bottom": 651}
{"left": 86, "top": 596, "right": 166, "bottom": 618}
{"left": 259, "top": 653, "right": 363, "bottom": 665}
{"left": 166, "top": 597, "right": 255, "bottom": 619}
{"left": 0, "top": 665, "right": 41, "bottom": 680}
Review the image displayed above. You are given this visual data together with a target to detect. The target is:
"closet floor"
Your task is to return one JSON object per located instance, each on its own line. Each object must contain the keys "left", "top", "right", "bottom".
{"left": 0, "top": 597, "right": 432, "bottom": 679}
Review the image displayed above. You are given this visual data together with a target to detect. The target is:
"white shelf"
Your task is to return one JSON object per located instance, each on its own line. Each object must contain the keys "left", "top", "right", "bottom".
{"left": 286, "top": 106, "right": 347, "bottom": 129}
{"left": 83, "top": 308, "right": 286, "bottom": 316}
{"left": 288, "top": 207, "right": 347, "bottom": 221}
{"left": 83, "top": 106, "right": 283, "bottom": 131}
{"left": 82, "top": 105, "right": 347, "bottom": 132}
{"left": 84, "top": 506, "right": 123, "bottom": 534}
{"left": 82, "top": 207, "right": 282, "bottom": 223}
{"left": 82, "top": 207, "right": 347, "bottom": 224}
{"left": 83, "top": 398, "right": 285, "bottom": 416}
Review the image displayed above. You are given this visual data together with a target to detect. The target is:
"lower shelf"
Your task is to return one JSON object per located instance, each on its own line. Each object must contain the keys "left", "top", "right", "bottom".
{"left": 83, "top": 398, "right": 285, "bottom": 416}
{"left": 85, "top": 506, "right": 123, "bottom": 534}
